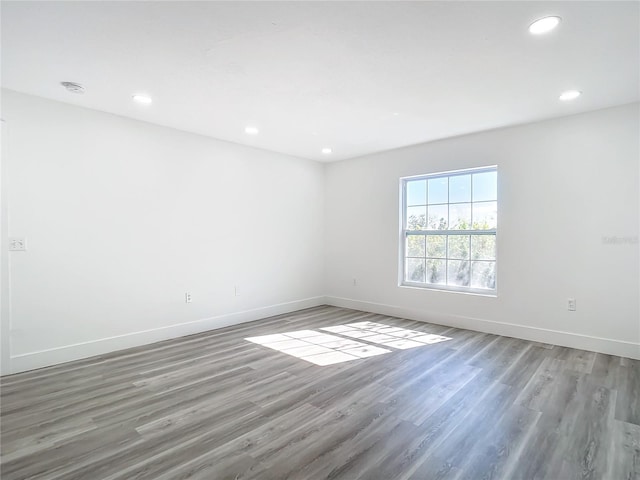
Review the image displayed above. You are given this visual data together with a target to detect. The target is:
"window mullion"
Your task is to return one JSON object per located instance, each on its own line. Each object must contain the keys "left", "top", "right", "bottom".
{"left": 405, "top": 229, "right": 496, "bottom": 236}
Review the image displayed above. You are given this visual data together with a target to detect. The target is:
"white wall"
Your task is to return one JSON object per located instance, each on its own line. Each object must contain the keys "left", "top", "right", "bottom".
{"left": 325, "top": 103, "right": 640, "bottom": 359}
{"left": 1, "top": 89, "right": 325, "bottom": 373}
{"left": 2, "top": 92, "right": 638, "bottom": 375}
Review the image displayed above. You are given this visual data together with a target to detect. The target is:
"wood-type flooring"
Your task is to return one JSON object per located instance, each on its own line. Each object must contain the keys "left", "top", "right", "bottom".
{"left": 1, "top": 306, "right": 638, "bottom": 480}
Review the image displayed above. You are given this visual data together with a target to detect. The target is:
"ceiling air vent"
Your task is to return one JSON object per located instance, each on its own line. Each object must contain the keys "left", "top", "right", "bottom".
{"left": 60, "top": 81, "right": 85, "bottom": 94}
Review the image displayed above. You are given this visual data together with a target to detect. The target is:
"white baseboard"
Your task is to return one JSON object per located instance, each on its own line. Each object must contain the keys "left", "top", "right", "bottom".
{"left": 9, "top": 295, "right": 639, "bottom": 374}
{"left": 325, "top": 296, "right": 640, "bottom": 360}
{"left": 8, "top": 296, "right": 325, "bottom": 374}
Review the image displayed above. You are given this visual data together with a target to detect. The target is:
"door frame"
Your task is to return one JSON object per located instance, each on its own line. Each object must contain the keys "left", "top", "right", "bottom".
{"left": 1, "top": 119, "right": 12, "bottom": 375}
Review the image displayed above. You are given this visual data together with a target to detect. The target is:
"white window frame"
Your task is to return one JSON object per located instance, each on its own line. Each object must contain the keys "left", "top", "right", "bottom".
{"left": 399, "top": 166, "right": 497, "bottom": 296}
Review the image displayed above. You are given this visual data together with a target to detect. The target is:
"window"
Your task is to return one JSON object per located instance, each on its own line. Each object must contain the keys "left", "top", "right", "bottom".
{"left": 400, "top": 166, "right": 497, "bottom": 294}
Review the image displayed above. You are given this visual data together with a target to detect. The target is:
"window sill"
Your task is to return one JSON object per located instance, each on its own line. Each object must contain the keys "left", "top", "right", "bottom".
{"left": 399, "top": 282, "right": 497, "bottom": 297}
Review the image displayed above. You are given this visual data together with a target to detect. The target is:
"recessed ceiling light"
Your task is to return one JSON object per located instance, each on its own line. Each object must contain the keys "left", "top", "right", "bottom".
{"left": 60, "top": 81, "right": 85, "bottom": 94}
{"left": 392, "top": 112, "right": 400, "bottom": 116}
{"left": 529, "top": 16, "right": 561, "bottom": 35}
{"left": 245, "top": 126, "right": 259, "bottom": 135}
{"left": 322, "top": 148, "right": 332, "bottom": 154}
{"left": 132, "top": 94, "right": 152, "bottom": 104}
{"left": 559, "top": 90, "right": 581, "bottom": 101}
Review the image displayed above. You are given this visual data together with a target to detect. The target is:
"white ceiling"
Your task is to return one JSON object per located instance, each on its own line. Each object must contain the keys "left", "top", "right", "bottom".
{"left": 2, "top": 1, "right": 638, "bottom": 162}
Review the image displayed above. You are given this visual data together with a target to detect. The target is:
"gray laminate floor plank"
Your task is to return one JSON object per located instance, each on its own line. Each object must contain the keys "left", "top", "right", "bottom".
{"left": 615, "top": 359, "right": 640, "bottom": 426}
{"left": 1, "top": 305, "right": 636, "bottom": 480}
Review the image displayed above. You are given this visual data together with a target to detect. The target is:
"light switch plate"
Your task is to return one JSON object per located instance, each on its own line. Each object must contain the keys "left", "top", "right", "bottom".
{"left": 9, "top": 237, "right": 26, "bottom": 251}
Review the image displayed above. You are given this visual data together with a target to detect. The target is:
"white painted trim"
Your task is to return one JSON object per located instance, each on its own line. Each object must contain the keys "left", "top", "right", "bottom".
{"left": 1, "top": 119, "right": 11, "bottom": 376}
{"left": 9, "top": 296, "right": 325, "bottom": 374}
{"left": 325, "top": 296, "right": 640, "bottom": 360}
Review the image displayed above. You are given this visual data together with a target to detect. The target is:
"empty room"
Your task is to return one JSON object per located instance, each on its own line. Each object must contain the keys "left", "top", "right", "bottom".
{"left": 0, "top": 1, "right": 638, "bottom": 479}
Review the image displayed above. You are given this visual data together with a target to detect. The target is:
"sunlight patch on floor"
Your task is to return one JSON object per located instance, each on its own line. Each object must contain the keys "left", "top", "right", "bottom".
{"left": 245, "top": 330, "right": 391, "bottom": 365}
{"left": 245, "top": 322, "right": 451, "bottom": 366}
{"left": 322, "top": 322, "right": 451, "bottom": 349}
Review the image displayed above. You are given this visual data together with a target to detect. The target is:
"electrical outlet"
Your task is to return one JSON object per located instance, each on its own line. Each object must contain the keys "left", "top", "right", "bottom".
{"left": 234, "top": 286, "right": 240, "bottom": 297}
{"left": 567, "top": 298, "right": 576, "bottom": 311}
{"left": 8, "top": 237, "right": 26, "bottom": 251}
{"left": 185, "top": 292, "right": 192, "bottom": 303}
